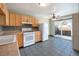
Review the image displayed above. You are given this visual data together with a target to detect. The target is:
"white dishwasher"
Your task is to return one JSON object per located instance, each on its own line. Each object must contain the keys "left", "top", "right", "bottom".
{"left": 23, "top": 32, "right": 35, "bottom": 47}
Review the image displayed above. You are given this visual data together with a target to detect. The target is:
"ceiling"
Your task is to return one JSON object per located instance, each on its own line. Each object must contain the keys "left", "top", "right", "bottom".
{"left": 6, "top": 3, "right": 79, "bottom": 19}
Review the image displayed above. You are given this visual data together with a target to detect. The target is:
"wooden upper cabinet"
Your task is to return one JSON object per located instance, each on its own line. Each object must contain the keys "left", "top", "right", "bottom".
{"left": 32, "top": 17, "right": 39, "bottom": 27}
{"left": 31, "top": 17, "right": 35, "bottom": 26}
{"left": 35, "top": 19, "right": 39, "bottom": 26}
{"left": 0, "top": 3, "right": 9, "bottom": 26}
{"left": 22, "top": 15, "right": 32, "bottom": 24}
{"left": 27, "top": 16, "right": 32, "bottom": 24}
{"left": 15, "top": 14, "right": 21, "bottom": 26}
{"left": 22, "top": 15, "right": 27, "bottom": 22}
{"left": 25, "top": 16, "right": 28, "bottom": 22}
{"left": 9, "top": 12, "right": 16, "bottom": 26}
{"left": 5, "top": 6, "right": 9, "bottom": 26}
{"left": 0, "top": 3, "right": 4, "bottom": 11}
{"left": 0, "top": 4, "right": 2, "bottom": 8}
{"left": 2, "top": 4, "right": 6, "bottom": 14}
{"left": 0, "top": 3, "right": 7, "bottom": 15}
{"left": 0, "top": 15, "right": 5, "bottom": 25}
{"left": 22, "top": 16, "right": 25, "bottom": 22}
{"left": 9, "top": 12, "right": 22, "bottom": 26}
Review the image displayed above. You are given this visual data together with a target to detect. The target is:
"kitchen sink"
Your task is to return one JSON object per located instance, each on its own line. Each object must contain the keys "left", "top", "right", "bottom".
{"left": 0, "top": 35, "right": 16, "bottom": 45}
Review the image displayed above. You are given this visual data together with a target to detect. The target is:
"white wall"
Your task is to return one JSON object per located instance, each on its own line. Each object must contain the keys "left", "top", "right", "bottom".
{"left": 49, "top": 19, "right": 55, "bottom": 36}
{"left": 37, "top": 18, "right": 49, "bottom": 24}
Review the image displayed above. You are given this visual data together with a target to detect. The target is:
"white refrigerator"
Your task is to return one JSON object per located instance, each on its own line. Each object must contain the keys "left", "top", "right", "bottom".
{"left": 39, "top": 23, "right": 49, "bottom": 41}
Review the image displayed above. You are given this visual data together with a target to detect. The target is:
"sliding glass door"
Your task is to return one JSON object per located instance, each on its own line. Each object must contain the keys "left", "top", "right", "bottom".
{"left": 54, "top": 19, "right": 72, "bottom": 37}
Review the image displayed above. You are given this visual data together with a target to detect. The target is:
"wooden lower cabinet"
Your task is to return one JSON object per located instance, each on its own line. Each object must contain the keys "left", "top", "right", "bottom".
{"left": 35, "top": 31, "right": 41, "bottom": 42}
{"left": 17, "top": 32, "right": 23, "bottom": 48}
{"left": 17, "top": 31, "right": 41, "bottom": 48}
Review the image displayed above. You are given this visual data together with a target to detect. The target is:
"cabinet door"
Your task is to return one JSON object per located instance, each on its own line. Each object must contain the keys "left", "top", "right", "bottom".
{"left": 30, "top": 17, "right": 32, "bottom": 24}
{"left": 35, "top": 31, "right": 41, "bottom": 42}
{"left": 32, "top": 17, "right": 35, "bottom": 26}
{"left": 2, "top": 4, "right": 6, "bottom": 14}
{"left": 28, "top": 16, "right": 32, "bottom": 24}
{"left": 15, "top": 14, "right": 21, "bottom": 26}
{"left": 35, "top": 19, "right": 38, "bottom": 27}
{"left": 5, "top": 8, "right": 9, "bottom": 25}
{"left": 25, "top": 16, "right": 28, "bottom": 22}
{"left": 22, "top": 16, "right": 25, "bottom": 22}
{"left": 0, "top": 3, "right": 9, "bottom": 26}
{"left": 9, "top": 12, "right": 16, "bottom": 26}
{"left": 17, "top": 32, "right": 23, "bottom": 48}
{"left": 0, "top": 15, "right": 5, "bottom": 25}
{"left": 0, "top": 3, "right": 6, "bottom": 15}
{"left": 22, "top": 15, "right": 27, "bottom": 22}
{"left": 32, "top": 17, "right": 39, "bottom": 27}
{"left": 0, "top": 3, "right": 3, "bottom": 9}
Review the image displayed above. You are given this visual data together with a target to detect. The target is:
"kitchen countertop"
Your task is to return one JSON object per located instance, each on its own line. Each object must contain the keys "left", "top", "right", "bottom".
{"left": 0, "top": 30, "right": 20, "bottom": 56}
{"left": 0, "top": 31, "right": 20, "bottom": 36}
{"left": 0, "top": 42, "right": 20, "bottom": 56}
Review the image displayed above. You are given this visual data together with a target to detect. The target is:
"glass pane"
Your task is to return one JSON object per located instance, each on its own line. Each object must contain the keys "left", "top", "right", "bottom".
{"left": 62, "top": 19, "right": 72, "bottom": 36}
{"left": 54, "top": 21, "right": 62, "bottom": 35}
{"left": 54, "top": 19, "right": 72, "bottom": 36}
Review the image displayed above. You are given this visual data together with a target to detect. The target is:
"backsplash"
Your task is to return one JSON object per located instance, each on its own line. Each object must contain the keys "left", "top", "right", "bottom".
{"left": 0, "top": 27, "right": 2, "bottom": 31}
{"left": 0, "top": 26, "right": 21, "bottom": 31}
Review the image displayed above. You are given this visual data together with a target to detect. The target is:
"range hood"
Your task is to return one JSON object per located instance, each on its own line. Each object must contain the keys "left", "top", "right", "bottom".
{"left": 22, "top": 22, "right": 32, "bottom": 24}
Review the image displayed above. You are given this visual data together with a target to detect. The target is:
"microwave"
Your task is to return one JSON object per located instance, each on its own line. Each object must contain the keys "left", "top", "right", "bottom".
{"left": 21, "top": 24, "right": 32, "bottom": 32}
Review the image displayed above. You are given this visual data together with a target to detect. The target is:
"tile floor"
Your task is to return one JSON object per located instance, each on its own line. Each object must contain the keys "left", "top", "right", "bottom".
{"left": 20, "top": 36, "right": 79, "bottom": 56}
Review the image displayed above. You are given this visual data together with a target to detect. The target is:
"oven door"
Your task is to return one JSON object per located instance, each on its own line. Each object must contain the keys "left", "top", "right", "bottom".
{"left": 23, "top": 32, "right": 35, "bottom": 47}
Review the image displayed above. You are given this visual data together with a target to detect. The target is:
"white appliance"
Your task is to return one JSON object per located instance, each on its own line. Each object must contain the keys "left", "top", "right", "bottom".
{"left": 23, "top": 32, "right": 35, "bottom": 47}
{"left": 22, "top": 28, "right": 32, "bottom": 32}
{"left": 22, "top": 24, "right": 32, "bottom": 32}
{"left": 39, "top": 23, "right": 49, "bottom": 41}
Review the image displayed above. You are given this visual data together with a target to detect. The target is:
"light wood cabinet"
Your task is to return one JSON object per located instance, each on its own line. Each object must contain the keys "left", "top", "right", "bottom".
{"left": 0, "top": 4, "right": 7, "bottom": 15}
{"left": 9, "top": 13, "right": 22, "bottom": 26}
{"left": 0, "top": 3, "right": 39, "bottom": 26}
{"left": 2, "top": 4, "right": 6, "bottom": 14}
{"left": 0, "top": 4, "right": 2, "bottom": 8}
{"left": 35, "top": 31, "right": 41, "bottom": 42}
{"left": 5, "top": 7, "right": 9, "bottom": 25}
{"left": 28, "top": 16, "right": 32, "bottom": 24}
{"left": 0, "top": 3, "right": 4, "bottom": 13}
{"left": 0, "top": 3, "right": 9, "bottom": 26}
{"left": 35, "top": 19, "right": 39, "bottom": 26}
{"left": 9, "top": 12, "right": 16, "bottom": 26}
{"left": 22, "top": 16, "right": 25, "bottom": 22}
{"left": 0, "top": 15, "right": 5, "bottom": 25}
{"left": 32, "top": 17, "right": 35, "bottom": 26}
{"left": 17, "top": 32, "right": 23, "bottom": 48}
{"left": 25, "top": 16, "right": 28, "bottom": 22}
{"left": 22, "top": 16, "right": 33, "bottom": 24}
{"left": 15, "top": 14, "right": 21, "bottom": 26}
{"left": 32, "top": 17, "right": 39, "bottom": 27}
{"left": 22, "top": 15, "right": 28, "bottom": 22}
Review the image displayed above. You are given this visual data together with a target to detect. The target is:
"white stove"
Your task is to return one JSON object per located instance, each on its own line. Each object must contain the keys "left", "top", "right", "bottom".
{"left": 23, "top": 32, "right": 35, "bottom": 47}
